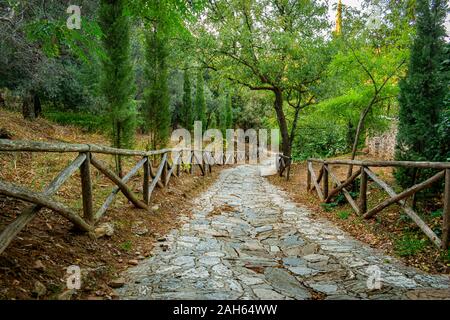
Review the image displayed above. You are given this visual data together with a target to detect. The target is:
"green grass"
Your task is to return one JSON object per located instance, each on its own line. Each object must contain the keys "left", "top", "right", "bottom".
{"left": 43, "top": 110, "right": 107, "bottom": 132}
{"left": 394, "top": 234, "right": 428, "bottom": 257}
{"left": 320, "top": 202, "right": 338, "bottom": 212}
{"left": 120, "top": 240, "right": 133, "bottom": 252}
{"left": 337, "top": 210, "right": 351, "bottom": 220}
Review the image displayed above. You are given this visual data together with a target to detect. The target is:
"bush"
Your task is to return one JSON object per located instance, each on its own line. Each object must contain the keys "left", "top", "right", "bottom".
{"left": 394, "top": 234, "right": 427, "bottom": 257}
{"left": 337, "top": 211, "right": 351, "bottom": 220}
{"left": 44, "top": 110, "right": 107, "bottom": 132}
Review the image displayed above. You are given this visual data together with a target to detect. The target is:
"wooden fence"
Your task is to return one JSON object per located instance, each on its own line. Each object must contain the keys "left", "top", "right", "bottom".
{"left": 306, "top": 158, "right": 450, "bottom": 249}
{"left": 0, "top": 139, "right": 219, "bottom": 255}
{"left": 278, "top": 154, "right": 292, "bottom": 180}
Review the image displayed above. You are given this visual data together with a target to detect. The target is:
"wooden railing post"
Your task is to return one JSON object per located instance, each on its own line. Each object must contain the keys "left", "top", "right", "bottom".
{"left": 176, "top": 151, "right": 181, "bottom": 177}
{"left": 359, "top": 166, "right": 368, "bottom": 215}
{"left": 443, "top": 169, "right": 450, "bottom": 250}
{"left": 190, "top": 151, "right": 194, "bottom": 175}
{"left": 323, "top": 164, "right": 329, "bottom": 199}
{"left": 162, "top": 153, "right": 168, "bottom": 185}
{"left": 307, "top": 160, "right": 311, "bottom": 191}
{"left": 143, "top": 157, "right": 150, "bottom": 205}
{"left": 286, "top": 158, "right": 291, "bottom": 181}
{"left": 80, "top": 152, "right": 94, "bottom": 224}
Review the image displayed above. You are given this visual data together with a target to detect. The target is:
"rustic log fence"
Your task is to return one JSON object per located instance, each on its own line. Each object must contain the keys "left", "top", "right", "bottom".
{"left": 306, "top": 158, "right": 450, "bottom": 250}
{"left": 277, "top": 154, "right": 292, "bottom": 180}
{"left": 0, "top": 139, "right": 219, "bottom": 255}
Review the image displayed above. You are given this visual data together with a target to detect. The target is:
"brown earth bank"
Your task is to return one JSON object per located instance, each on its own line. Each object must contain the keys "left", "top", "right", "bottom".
{"left": 268, "top": 158, "right": 450, "bottom": 275}
{"left": 0, "top": 109, "right": 222, "bottom": 300}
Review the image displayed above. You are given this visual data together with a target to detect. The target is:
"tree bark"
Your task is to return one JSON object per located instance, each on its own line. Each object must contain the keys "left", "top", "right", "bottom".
{"left": 22, "top": 92, "right": 41, "bottom": 120}
{"left": 22, "top": 93, "right": 35, "bottom": 120}
{"left": 347, "top": 96, "right": 378, "bottom": 178}
{"left": 273, "top": 89, "right": 291, "bottom": 159}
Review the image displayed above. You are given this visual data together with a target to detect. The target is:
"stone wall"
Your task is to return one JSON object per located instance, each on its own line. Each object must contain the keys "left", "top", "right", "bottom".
{"left": 365, "top": 122, "right": 398, "bottom": 160}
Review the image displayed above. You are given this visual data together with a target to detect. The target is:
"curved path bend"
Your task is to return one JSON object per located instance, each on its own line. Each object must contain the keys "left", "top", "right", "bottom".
{"left": 118, "top": 165, "right": 450, "bottom": 300}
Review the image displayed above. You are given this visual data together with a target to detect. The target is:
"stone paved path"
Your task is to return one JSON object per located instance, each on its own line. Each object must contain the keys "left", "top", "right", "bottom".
{"left": 118, "top": 165, "right": 449, "bottom": 300}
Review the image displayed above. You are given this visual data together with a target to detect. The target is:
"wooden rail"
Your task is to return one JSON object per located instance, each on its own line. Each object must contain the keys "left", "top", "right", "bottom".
{"left": 306, "top": 158, "right": 450, "bottom": 249}
{"left": 277, "top": 154, "right": 292, "bottom": 181}
{"left": 0, "top": 139, "right": 219, "bottom": 255}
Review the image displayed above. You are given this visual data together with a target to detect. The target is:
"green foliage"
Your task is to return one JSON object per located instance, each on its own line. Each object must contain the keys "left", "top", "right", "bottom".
{"left": 194, "top": 71, "right": 207, "bottom": 129}
{"left": 99, "top": 0, "right": 137, "bottom": 174}
{"left": 208, "top": 112, "right": 217, "bottom": 130}
{"left": 142, "top": 9, "right": 171, "bottom": 150}
{"left": 337, "top": 211, "right": 351, "bottom": 220}
{"left": 320, "top": 202, "right": 338, "bottom": 212}
{"left": 395, "top": 234, "right": 428, "bottom": 257}
{"left": 44, "top": 110, "right": 107, "bottom": 132}
{"left": 219, "top": 92, "right": 234, "bottom": 132}
{"left": 225, "top": 93, "right": 233, "bottom": 129}
{"left": 120, "top": 240, "right": 133, "bottom": 252}
{"left": 25, "top": 17, "right": 104, "bottom": 63}
{"left": 395, "top": 0, "right": 448, "bottom": 189}
{"left": 443, "top": 249, "right": 450, "bottom": 262}
{"left": 181, "top": 69, "right": 193, "bottom": 130}
{"left": 431, "top": 209, "right": 443, "bottom": 219}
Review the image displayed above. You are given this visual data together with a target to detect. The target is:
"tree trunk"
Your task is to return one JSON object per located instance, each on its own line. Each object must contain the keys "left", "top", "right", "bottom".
{"left": 34, "top": 93, "right": 41, "bottom": 118}
{"left": 0, "top": 92, "right": 5, "bottom": 108}
{"left": 347, "top": 96, "right": 378, "bottom": 178}
{"left": 22, "top": 92, "right": 41, "bottom": 120}
{"left": 273, "top": 89, "right": 291, "bottom": 159}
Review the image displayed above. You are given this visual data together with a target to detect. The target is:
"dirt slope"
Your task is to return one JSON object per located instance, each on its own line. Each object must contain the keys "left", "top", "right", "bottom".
{"left": 0, "top": 109, "right": 220, "bottom": 300}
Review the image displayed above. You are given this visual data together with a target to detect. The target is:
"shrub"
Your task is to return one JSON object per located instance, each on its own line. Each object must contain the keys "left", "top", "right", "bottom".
{"left": 394, "top": 234, "right": 427, "bottom": 257}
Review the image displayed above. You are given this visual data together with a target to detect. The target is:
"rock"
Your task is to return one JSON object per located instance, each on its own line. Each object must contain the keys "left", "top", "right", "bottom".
{"left": 33, "top": 281, "right": 47, "bottom": 298}
{"left": 255, "top": 225, "right": 273, "bottom": 234}
{"left": 94, "top": 223, "right": 114, "bottom": 238}
{"left": 109, "top": 278, "right": 126, "bottom": 289}
{"left": 58, "top": 290, "right": 75, "bottom": 300}
{"left": 299, "top": 243, "right": 320, "bottom": 255}
{"left": 289, "top": 266, "right": 318, "bottom": 277}
{"left": 198, "top": 256, "right": 221, "bottom": 266}
{"left": 128, "top": 260, "right": 139, "bottom": 266}
{"left": 406, "top": 289, "right": 450, "bottom": 300}
{"left": 182, "top": 266, "right": 210, "bottom": 279}
{"left": 303, "top": 254, "right": 329, "bottom": 263}
{"left": 205, "top": 251, "right": 226, "bottom": 257}
{"left": 237, "top": 274, "right": 264, "bottom": 286}
{"left": 264, "top": 268, "right": 311, "bottom": 300}
{"left": 253, "top": 288, "right": 285, "bottom": 300}
{"left": 212, "top": 264, "right": 233, "bottom": 277}
{"left": 283, "top": 235, "right": 305, "bottom": 247}
{"left": 282, "top": 257, "right": 306, "bottom": 267}
{"left": 270, "top": 246, "right": 280, "bottom": 253}
{"left": 33, "top": 260, "right": 46, "bottom": 272}
{"left": 172, "top": 256, "right": 195, "bottom": 267}
{"left": 133, "top": 226, "right": 149, "bottom": 236}
{"left": 309, "top": 282, "right": 339, "bottom": 295}
{"left": 383, "top": 275, "right": 417, "bottom": 289}
{"left": 325, "top": 294, "right": 360, "bottom": 300}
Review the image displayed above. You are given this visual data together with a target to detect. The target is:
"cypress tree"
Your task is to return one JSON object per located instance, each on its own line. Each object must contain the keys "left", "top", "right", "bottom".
{"left": 219, "top": 92, "right": 233, "bottom": 133}
{"left": 225, "top": 93, "right": 233, "bottom": 129}
{"left": 99, "top": 0, "right": 136, "bottom": 177}
{"left": 219, "top": 94, "right": 227, "bottom": 134}
{"left": 194, "top": 71, "right": 207, "bottom": 130}
{"left": 181, "top": 69, "right": 193, "bottom": 130}
{"left": 395, "top": 0, "right": 448, "bottom": 189}
{"left": 209, "top": 112, "right": 218, "bottom": 130}
{"left": 142, "top": 19, "right": 171, "bottom": 151}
